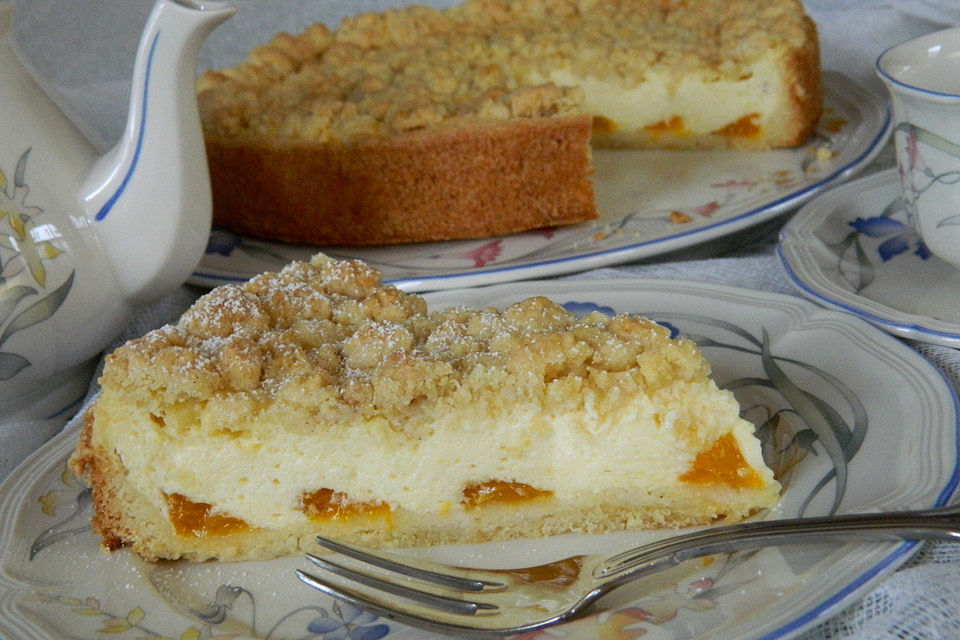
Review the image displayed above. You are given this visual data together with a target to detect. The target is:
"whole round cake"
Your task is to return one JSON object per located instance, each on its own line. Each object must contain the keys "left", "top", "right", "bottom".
{"left": 196, "top": 0, "right": 821, "bottom": 245}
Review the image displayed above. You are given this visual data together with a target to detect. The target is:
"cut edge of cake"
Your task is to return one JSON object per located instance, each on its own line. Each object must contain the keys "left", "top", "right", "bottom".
{"left": 70, "top": 253, "right": 781, "bottom": 563}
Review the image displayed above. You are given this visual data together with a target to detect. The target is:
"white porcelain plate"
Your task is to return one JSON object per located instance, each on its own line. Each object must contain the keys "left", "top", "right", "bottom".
{"left": 778, "top": 168, "right": 960, "bottom": 347}
{"left": 191, "top": 72, "right": 890, "bottom": 292}
{"left": 1, "top": 279, "right": 956, "bottom": 640}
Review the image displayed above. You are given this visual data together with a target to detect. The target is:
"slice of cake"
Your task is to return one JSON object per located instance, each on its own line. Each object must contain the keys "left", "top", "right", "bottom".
{"left": 70, "top": 254, "right": 781, "bottom": 562}
{"left": 196, "top": 0, "right": 821, "bottom": 246}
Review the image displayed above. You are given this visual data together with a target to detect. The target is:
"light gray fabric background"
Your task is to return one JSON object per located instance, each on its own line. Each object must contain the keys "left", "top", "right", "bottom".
{"left": 7, "top": 1, "right": 960, "bottom": 638}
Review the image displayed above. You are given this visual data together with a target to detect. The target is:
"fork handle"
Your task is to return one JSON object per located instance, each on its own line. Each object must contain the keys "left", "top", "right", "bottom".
{"left": 596, "top": 503, "right": 960, "bottom": 583}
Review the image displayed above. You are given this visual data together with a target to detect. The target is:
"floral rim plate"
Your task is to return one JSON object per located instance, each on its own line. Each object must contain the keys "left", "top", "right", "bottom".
{"left": 778, "top": 168, "right": 960, "bottom": 347}
{"left": 1, "top": 279, "right": 957, "bottom": 640}
{"left": 191, "top": 72, "right": 890, "bottom": 292}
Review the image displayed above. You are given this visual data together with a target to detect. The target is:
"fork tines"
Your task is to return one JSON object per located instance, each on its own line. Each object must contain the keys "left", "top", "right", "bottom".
{"left": 295, "top": 536, "right": 505, "bottom": 621}
{"left": 312, "top": 535, "right": 504, "bottom": 592}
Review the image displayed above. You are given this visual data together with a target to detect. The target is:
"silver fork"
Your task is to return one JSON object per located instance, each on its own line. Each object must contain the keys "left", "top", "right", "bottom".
{"left": 296, "top": 503, "right": 960, "bottom": 637}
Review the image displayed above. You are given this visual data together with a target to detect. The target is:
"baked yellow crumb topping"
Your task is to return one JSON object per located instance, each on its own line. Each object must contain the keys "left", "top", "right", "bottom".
{"left": 197, "top": 0, "right": 813, "bottom": 143}
{"left": 103, "top": 254, "right": 708, "bottom": 444}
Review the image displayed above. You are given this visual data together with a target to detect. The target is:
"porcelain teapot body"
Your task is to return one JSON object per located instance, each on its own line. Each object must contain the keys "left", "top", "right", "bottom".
{"left": 0, "top": 0, "right": 234, "bottom": 412}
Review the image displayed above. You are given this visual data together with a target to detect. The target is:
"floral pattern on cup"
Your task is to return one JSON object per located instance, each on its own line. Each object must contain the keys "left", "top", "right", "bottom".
{"left": 0, "top": 148, "right": 73, "bottom": 381}
{"left": 848, "top": 212, "right": 930, "bottom": 263}
{"left": 895, "top": 122, "right": 960, "bottom": 237}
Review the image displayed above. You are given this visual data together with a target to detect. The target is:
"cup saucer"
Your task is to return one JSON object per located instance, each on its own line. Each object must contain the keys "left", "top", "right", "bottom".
{"left": 778, "top": 168, "right": 960, "bottom": 347}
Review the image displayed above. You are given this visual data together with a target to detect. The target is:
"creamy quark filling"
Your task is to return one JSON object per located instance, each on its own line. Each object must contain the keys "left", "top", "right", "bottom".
{"left": 529, "top": 55, "right": 788, "bottom": 147}
{"left": 105, "top": 379, "right": 770, "bottom": 533}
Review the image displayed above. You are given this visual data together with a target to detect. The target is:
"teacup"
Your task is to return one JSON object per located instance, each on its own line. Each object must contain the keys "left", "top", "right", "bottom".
{"left": 0, "top": 0, "right": 234, "bottom": 418}
{"left": 877, "top": 27, "right": 960, "bottom": 270}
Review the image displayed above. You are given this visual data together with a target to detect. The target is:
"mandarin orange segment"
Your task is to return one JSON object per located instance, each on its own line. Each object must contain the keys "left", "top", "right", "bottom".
{"left": 679, "top": 432, "right": 765, "bottom": 488}
{"left": 713, "top": 113, "right": 761, "bottom": 138}
{"left": 300, "top": 487, "right": 391, "bottom": 522}
{"left": 592, "top": 115, "right": 619, "bottom": 134}
{"left": 166, "top": 493, "right": 250, "bottom": 537}
{"left": 644, "top": 114, "right": 687, "bottom": 136}
{"left": 501, "top": 556, "right": 583, "bottom": 587}
{"left": 462, "top": 480, "right": 552, "bottom": 508}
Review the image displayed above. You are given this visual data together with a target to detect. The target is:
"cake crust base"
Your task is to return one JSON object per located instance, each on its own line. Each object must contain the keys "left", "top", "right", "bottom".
{"left": 208, "top": 115, "right": 597, "bottom": 246}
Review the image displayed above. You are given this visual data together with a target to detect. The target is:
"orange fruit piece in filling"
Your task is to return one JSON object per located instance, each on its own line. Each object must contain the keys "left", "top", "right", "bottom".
{"left": 462, "top": 480, "right": 552, "bottom": 508}
{"left": 300, "top": 488, "right": 391, "bottom": 521}
{"left": 166, "top": 493, "right": 249, "bottom": 537}
{"left": 713, "top": 113, "right": 761, "bottom": 138}
{"left": 679, "top": 432, "right": 765, "bottom": 489}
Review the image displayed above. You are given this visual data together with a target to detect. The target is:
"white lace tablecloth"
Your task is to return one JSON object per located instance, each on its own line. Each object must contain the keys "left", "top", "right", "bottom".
{"left": 7, "top": 1, "right": 960, "bottom": 638}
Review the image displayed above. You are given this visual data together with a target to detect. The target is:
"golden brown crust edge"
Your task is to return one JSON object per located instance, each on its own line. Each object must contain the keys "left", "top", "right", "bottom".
{"left": 781, "top": 15, "right": 823, "bottom": 148}
{"left": 208, "top": 114, "right": 596, "bottom": 246}
{"left": 69, "top": 411, "right": 127, "bottom": 553}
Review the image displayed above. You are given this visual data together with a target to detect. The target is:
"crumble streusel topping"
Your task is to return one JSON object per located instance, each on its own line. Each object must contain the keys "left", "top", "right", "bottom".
{"left": 102, "top": 254, "right": 707, "bottom": 438}
{"left": 197, "top": 0, "right": 813, "bottom": 143}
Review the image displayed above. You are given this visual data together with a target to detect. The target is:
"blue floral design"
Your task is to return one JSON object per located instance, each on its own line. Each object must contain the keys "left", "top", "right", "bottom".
{"left": 848, "top": 215, "right": 930, "bottom": 262}
{"left": 206, "top": 228, "right": 242, "bottom": 256}
{"left": 656, "top": 320, "right": 681, "bottom": 339}
{"left": 562, "top": 301, "right": 680, "bottom": 338}
{"left": 307, "top": 603, "right": 389, "bottom": 640}
{"left": 562, "top": 300, "right": 616, "bottom": 317}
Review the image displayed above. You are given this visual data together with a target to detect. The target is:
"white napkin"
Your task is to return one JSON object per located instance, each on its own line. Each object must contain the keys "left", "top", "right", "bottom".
{"left": 805, "top": 0, "right": 960, "bottom": 94}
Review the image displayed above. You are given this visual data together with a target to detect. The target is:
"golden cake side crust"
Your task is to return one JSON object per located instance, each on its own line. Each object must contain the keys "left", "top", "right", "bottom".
{"left": 205, "top": 115, "right": 595, "bottom": 245}
{"left": 778, "top": 15, "right": 823, "bottom": 149}
{"left": 71, "top": 411, "right": 130, "bottom": 553}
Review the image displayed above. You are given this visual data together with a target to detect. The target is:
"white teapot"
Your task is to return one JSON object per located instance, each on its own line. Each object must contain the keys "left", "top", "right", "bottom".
{"left": 0, "top": 0, "right": 234, "bottom": 414}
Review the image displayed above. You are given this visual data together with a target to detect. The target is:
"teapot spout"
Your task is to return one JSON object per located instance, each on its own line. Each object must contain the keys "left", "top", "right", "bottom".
{"left": 81, "top": 0, "right": 234, "bottom": 303}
